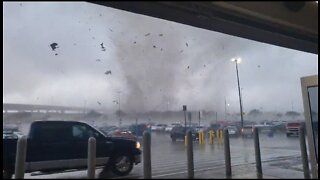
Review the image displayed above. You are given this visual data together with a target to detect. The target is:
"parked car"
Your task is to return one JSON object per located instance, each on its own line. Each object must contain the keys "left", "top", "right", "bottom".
{"left": 99, "top": 125, "right": 118, "bottom": 135}
{"left": 241, "top": 125, "right": 254, "bottom": 138}
{"left": 110, "top": 129, "right": 137, "bottom": 141}
{"left": 129, "top": 124, "right": 147, "bottom": 137}
{"left": 225, "top": 126, "right": 240, "bottom": 137}
{"left": 153, "top": 124, "right": 167, "bottom": 132}
{"left": 286, "top": 122, "right": 304, "bottom": 137}
{"left": 207, "top": 123, "right": 223, "bottom": 132}
{"left": 3, "top": 120, "right": 141, "bottom": 179}
{"left": 170, "top": 126, "right": 199, "bottom": 142}
{"left": 165, "top": 123, "right": 182, "bottom": 133}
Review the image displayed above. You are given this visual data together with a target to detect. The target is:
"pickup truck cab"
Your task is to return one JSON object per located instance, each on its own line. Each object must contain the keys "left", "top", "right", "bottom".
{"left": 3, "top": 121, "right": 141, "bottom": 179}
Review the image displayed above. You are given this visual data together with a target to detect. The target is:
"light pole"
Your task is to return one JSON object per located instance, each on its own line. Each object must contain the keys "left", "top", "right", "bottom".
{"left": 118, "top": 91, "right": 121, "bottom": 127}
{"left": 231, "top": 57, "right": 244, "bottom": 128}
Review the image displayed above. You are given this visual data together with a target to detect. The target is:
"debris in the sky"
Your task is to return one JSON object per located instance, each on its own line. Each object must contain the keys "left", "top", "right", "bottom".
{"left": 97, "top": 101, "right": 101, "bottom": 105}
{"left": 204, "top": 65, "right": 206, "bottom": 67}
{"left": 105, "top": 70, "right": 112, "bottom": 75}
{"left": 109, "top": 28, "right": 113, "bottom": 32}
{"left": 50, "top": 43, "right": 59, "bottom": 51}
{"left": 92, "top": 37, "right": 95, "bottom": 40}
{"left": 257, "top": 65, "right": 261, "bottom": 68}
{"left": 100, "top": 43, "right": 106, "bottom": 51}
{"left": 144, "top": 33, "right": 150, "bottom": 36}
{"left": 99, "top": 14, "right": 102, "bottom": 17}
{"left": 73, "top": 43, "right": 77, "bottom": 46}
{"left": 187, "top": 66, "right": 190, "bottom": 69}
{"left": 160, "top": 48, "right": 163, "bottom": 51}
{"left": 55, "top": 53, "right": 58, "bottom": 56}
{"left": 153, "top": 45, "right": 156, "bottom": 48}
{"left": 186, "top": 42, "right": 188, "bottom": 47}
{"left": 180, "top": 50, "right": 184, "bottom": 53}
{"left": 133, "top": 41, "right": 136, "bottom": 44}
{"left": 96, "top": 59, "right": 101, "bottom": 62}
{"left": 159, "top": 34, "right": 163, "bottom": 36}
{"left": 19, "top": 3, "right": 22, "bottom": 6}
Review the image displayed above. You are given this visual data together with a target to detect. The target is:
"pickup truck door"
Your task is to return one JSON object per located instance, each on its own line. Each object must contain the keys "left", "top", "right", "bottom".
{"left": 70, "top": 124, "right": 113, "bottom": 167}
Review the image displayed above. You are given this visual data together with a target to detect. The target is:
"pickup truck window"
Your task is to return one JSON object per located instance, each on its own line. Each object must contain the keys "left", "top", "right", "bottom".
{"left": 35, "top": 124, "right": 72, "bottom": 142}
{"left": 72, "top": 124, "right": 101, "bottom": 140}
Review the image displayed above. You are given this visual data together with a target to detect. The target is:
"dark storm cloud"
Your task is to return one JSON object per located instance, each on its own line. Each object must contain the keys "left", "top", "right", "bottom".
{"left": 3, "top": 2, "right": 318, "bottom": 114}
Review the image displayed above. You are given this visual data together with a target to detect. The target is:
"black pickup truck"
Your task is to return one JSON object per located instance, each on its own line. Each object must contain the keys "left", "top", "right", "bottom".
{"left": 3, "top": 121, "right": 141, "bottom": 179}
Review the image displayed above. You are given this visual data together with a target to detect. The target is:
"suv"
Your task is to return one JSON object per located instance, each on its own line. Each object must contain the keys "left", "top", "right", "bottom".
{"left": 286, "top": 122, "right": 304, "bottom": 137}
{"left": 170, "top": 126, "right": 199, "bottom": 142}
{"left": 241, "top": 125, "right": 254, "bottom": 138}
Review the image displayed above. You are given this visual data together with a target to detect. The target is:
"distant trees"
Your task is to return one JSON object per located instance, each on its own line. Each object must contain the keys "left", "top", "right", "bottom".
{"left": 285, "top": 111, "right": 300, "bottom": 119}
{"left": 86, "top": 110, "right": 102, "bottom": 118}
{"left": 276, "top": 113, "right": 283, "bottom": 118}
{"left": 115, "top": 110, "right": 126, "bottom": 117}
{"left": 248, "top": 109, "right": 262, "bottom": 117}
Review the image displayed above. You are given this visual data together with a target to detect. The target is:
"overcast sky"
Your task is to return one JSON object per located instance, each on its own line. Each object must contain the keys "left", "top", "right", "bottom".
{"left": 3, "top": 2, "right": 318, "bottom": 114}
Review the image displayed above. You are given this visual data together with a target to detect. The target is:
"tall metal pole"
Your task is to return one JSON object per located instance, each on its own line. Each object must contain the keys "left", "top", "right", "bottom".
{"left": 183, "top": 105, "right": 187, "bottom": 134}
{"left": 118, "top": 91, "right": 121, "bottom": 127}
{"left": 235, "top": 61, "right": 244, "bottom": 128}
{"left": 224, "top": 97, "right": 227, "bottom": 121}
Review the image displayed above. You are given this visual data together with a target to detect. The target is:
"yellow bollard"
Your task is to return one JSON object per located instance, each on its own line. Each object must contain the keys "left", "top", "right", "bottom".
{"left": 220, "top": 129, "right": 223, "bottom": 139}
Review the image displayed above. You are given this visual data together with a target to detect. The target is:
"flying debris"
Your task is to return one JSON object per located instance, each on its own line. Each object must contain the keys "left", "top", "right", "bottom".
{"left": 186, "top": 42, "right": 188, "bottom": 47}
{"left": 153, "top": 45, "right": 156, "bottom": 48}
{"left": 160, "top": 48, "right": 163, "bottom": 51}
{"left": 204, "top": 65, "right": 206, "bottom": 67}
{"left": 96, "top": 59, "right": 101, "bottom": 62}
{"left": 73, "top": 43, "right": 77, "bottom": 46}
{"left": 187, "top": 66, "right": 190, "bottom": 69}
{"left": 55, "top": 53, "right": 58, "bottom": 56}
{"left": 159, "top": 34, "right": 163, "bottom": 37}
{"left": 144, "top": 33, "right": 150, "bottom": 36}
{"left": 108, "top": 28, "right": 113, "bottom": 32}
{"left": 50, "top": 43, "right": 59, "bottom": 51}
{"left": 257, "top": 65, "right": 261, "bottom": 68}
{"left": 97, "top": 101, "right": 101, "bottom": 105}
{"left": 99, "top": 14, "right": 102, "bottom": 17}
{"left": 180, "top": 50, "right": 184, "bottom": 53}
{"left": 100, "top": 43, "right": 106, "bottom": 51}
{"left": 92, "top": 37, "right": 95, "bottom": 40}
{"left": 133, "top": 41, "right": 137, "bottom": 44}
{"left": 105, "top": 70, "right": 112, "bottom": 75}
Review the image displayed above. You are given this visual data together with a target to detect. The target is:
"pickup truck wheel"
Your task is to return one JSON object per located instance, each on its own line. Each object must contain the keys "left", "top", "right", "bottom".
{"left": 110, "top": 153, "right": 133, "bottom": 176}
{"left": 3, "top": 169, "right": 13, "bottom": 179}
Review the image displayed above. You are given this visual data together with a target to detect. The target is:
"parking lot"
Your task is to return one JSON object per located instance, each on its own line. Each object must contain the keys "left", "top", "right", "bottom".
{"left": 24, "top": 131, "right": 305, "bottom": 179}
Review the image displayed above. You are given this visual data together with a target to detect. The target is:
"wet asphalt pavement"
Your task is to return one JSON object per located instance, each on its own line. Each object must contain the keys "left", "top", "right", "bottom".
{"left": 24, "top": 132, "right": 306, "bottom": 179}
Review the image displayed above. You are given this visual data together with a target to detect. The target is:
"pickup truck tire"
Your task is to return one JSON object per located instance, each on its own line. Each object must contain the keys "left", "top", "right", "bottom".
{"left": 109, "top": 153, "right": 133, "bottom": 176}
